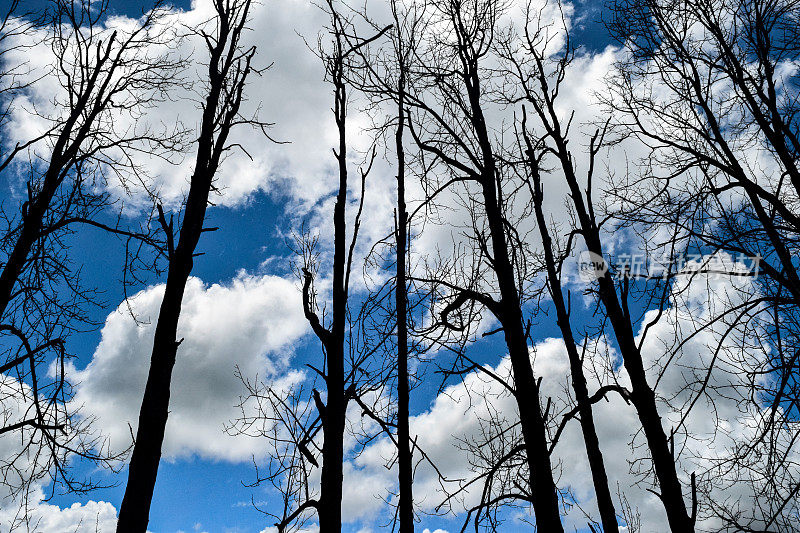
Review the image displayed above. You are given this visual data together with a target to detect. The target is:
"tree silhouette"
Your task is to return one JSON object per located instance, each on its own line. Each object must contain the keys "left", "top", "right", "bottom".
{"left": 116, "top": 0, "right": 266, "bottom": 529}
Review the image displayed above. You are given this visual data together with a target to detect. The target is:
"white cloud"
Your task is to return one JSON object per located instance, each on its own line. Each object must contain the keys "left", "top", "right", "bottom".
{"left": 0, "top": 269, "right": 307, "bottom": 530}
{"left": 0, "top": 374, "right": 121, "bottom": 532}
{"left": 1, "top": 0, "right": 378, "bottom": 211}
{"left": 0, "top": 496, "right": 118, "bottom": 533}
{"left": 70, "top": 271, "right": 308, "bottom": 462}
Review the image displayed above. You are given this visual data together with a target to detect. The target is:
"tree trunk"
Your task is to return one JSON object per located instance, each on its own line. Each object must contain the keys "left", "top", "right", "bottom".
{"left": 530, "top": 159, "right": 618, "bottom": 531}
{"left": 115, "top": 273, "right": 188, "bottom": 532}
{"left": 395, "top": 80, "right": 414, "bottom": 533}
{"left": 463, "top": 63, "right": 564, "bottom": 531}
{"left": 594, "top": 278, "right": 692, "bottom": 531}
{"left": 116, "top": 2, "right": 254, "bottom": 526}
{"left": 318, "top": 342, "right": 345, "bottom": 532}
{"left": 0, "top": 107, "right": 89, "bottom": 317}
{"left": 116, "top": 166, "right": 211, "bottom": 532}
{"left": 481, "top": 175, "right": 564, "bottom": 532}
{"left": 317, "top": 54, "right": 349, "bottom": 531}
{"left": 0, "top": 181, "right": 54, "bottom": 317}
{"left": 559, "top": 144, "right": 693, "bottom": 531}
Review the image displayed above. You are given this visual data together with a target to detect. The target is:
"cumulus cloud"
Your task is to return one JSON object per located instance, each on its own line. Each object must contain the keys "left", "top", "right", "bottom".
{"left": 0, "top": 270, "right": 308, "bottom": 530}
{"left": 0, "top": 496, "right": 119, "bottom": 533}
{"left": 1, "top": 0, "right": 381, "bottom": 210}
{"left": 1, "top": 0, "right": 626, "bottom": 259}
{"left": 70, "top": 271, "right": 308, "bottom": 462}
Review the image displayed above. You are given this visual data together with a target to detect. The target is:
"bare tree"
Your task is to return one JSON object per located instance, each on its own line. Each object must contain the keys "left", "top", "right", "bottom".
{"left": 0, "top": 0, "right": 183, "bottom": 319}
{"left": 290, "top": 4, "right": 389, "bottom": 529}
{"left": 325, "top": 4, "right": 434, "bottom": 529}
{"left": 0, "top": 0, "right": 42, "bottom": 173}
{"left": 368, "top": 4, "right": 417, "bottom": 529}
{"left": 519, "top": 103, "right": 619, "bottom": 530}
{"left": 0, "top": 0, "right": 183, "bottom": 512}
{"left": 115, "top": 0, "right": 266, "bottom": 530}
{"left": 225, "top": 4, "right": 399, "bottom": 530}
{"left": 393, "top": 14, "right": 413, "bottom": 529}
{"left": 377, "top": 0, "right": 566, "bottom": 529}
{"left": 601, "top": 0, "right": 800, "bottom": 529}
{"left": 505, "top": 10, "right": 696, "bottom": 531}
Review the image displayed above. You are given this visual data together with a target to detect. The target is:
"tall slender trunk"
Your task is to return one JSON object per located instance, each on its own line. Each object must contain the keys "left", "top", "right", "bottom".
{"left": 318, "top": 52, "right": 348, "bottom": 532}
{"left": 0, "top": 21, "right": 126, "bottom": 318}
{"left": 481, "top": 175, "right": 564, "bottom": 532}
{"left": 117, "top": 4, "right": 254, "bottom": 528}
{"left": 115, "top": 265, "right": 191, "bottom": 532}
{"left": 318, "top": 342, "right": 345, "bottom": 532}
{"left": 554, "top": 137, "right": 693, "bottom": 532}
{"left": 462, "top": 65, "right": 563, "bottom": 531}
{"left": 0, "top": 77, "right": 101, "bottom": 317}
{"left": 116, "top": 163, "right": 211, "bottom": 532}
{"left": 0, "top": 171, "right": 59, "bottom": 317}
{"left": 395, "top": 76, "right": 414, "bottom": 533}
{"left": 528, "top": 152, "right": 618, "bottom": 531}
{"left": 517, "top": 44, "right": 693, "bottom": 529}
{"left": 594, "top": 267, "right": 692, "bottom": 531}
